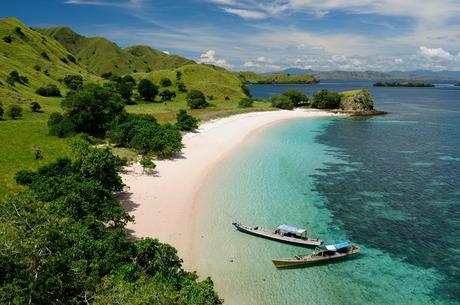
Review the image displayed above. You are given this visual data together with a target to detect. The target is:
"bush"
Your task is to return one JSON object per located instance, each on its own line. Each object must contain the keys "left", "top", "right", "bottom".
{"left": 186, "top": 90, "right": 208, "bottom": 109}
{"left": 176, "top": 109, "right": 199, "bottom": 131}
{"left": 311, "top": 89, "right": 341, "bottom": 109}
{"left": 0, "top": 102, "right": 4, "bottom": 119}
{"left": 140, "top": 155, "right": 156, "bottom": 173}
{"left": 160, "top": 78, "right": 172, "bottom": 87}
{"left": 60, "top": 57, "right": 68, "bottom": 64}
{"left": 30, "top": 101, "right": 42, "bottom": 112}
{"left": 269, "top": 96, "right": 294, "bottom": 110}
{"left": 41, "top": 51, "right": 50, "bottom": 61}
{"left": 2, "top": 35, "right": 13, "bottom": 43}
{"left": 8, "top": 105, "right": 23, "bottom": 119}
{"left": 6, "top": 70, "right": 28, "bottom": 86}
{"left": 160, "top": 89, "right": 176, "bottom": 102}
{"left": 63, "top": 74, "right": 83, "bottom": 90}
{"left": 32, "top": 146, "right": 43, "bottom": 160}
{"left": 282, "top": 89, "right": 309, "bottom": 107}
{"left": 33, "top": 64, "right": 41, "bottom": 71}
{"left": 67, "top": 54, "right": 77, "bottom": 64}
{"left": 176, "top": 71, "right": 182, "bottom": 81}
{"left": 137, "top": 79, "right": 158, "bottom": 101}
{"left": 177, "top": 82, "right": 187, "bottom": 92}
{"left": 47, "top": 112, "right": 75, "bottom": 137}
{"left": 36, "top": 84, "right": 61, "bottom": 97}
{"left": 238, "top": 98, "right": 253, "bottom": 108}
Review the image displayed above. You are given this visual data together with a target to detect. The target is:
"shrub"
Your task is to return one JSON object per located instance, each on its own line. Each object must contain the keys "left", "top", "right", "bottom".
{"left": 15, "top": 27, "right": 25, "bottom": 38}
{"left": 32, "top": 146, "right": 43, "bottom": 160}
{"left": 160, "top": 78, "right": 172, "bottom": 87}
{"left": 2, "top": 35, "right": 13, "bottom": 43}
{"left": 8, "top": 105, "right": 22, "bottom": 119}
{"left": 33, "top": 64, "right": 41, "bottom": 71}
{"left": 282, "top": 89, "right": 309, "bottom": 107}
{"left": 30, "top": 101, "right": 42, "bottom": 112}
{"left": 238, "top": 98, "right": 253, "bottom": 108}
{"left": 101, "top": 72, "right": 113, "bottom": 79}
{"left": 176, "top": 109, "right": 199, "bottom": 131}
{"left": 48, "top": 112, "right": 75, "bottom": 137}
{"left": 63, "top": 74, "right": 83, "bottom": 90}
{"left": 269, "top": 96, "right": 294, "bottom": 110}
{"left": 67, "top": 54, "right": 77, "bottom": 64}
{"left": 311, "top": 89, "right": 341, "bottom": 109}
{"left": 176, "top": 71, "right": 182, "bottom": 81}
{"left": 186, "top": 90, "right": 208, "bottom": 109}
{"left": 60, "top": 57, "right": 68, "bottom": 64}
{"left": 140, "top": 155, "right": 156, "bottom": 173}
{"left": 0, "top": 102, "right": 4, "bottom": 119}
{"left": 41, "top": 51, "right": 50, "bottom": 61}
{"left": 160, "top": 89, "right": 176, "bottom": 102}
{"left": 36, "top": 84, "right": 61, "bottom": 97}
{"left": 177, "top": 82, "right": 187, "bottom": 92}
{"left": 6, "top": 70, "right": 28, "bottom": 86}
{"left": 137, "top": 79, "right": 158, "bottom": 101}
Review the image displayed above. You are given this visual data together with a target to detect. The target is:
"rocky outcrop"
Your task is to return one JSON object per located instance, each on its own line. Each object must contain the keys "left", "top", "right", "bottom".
{"left": 338, "top": 90, "right": 386, "bottom": 115}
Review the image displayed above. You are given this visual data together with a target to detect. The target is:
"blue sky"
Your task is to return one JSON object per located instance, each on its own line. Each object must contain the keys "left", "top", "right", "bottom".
{"left": 3, "top": 0, "right": 460, "bottom": 72}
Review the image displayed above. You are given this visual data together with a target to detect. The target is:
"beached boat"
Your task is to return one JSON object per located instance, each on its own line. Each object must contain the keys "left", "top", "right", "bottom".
{"left": 272, "top": 241, "right": 360, "bottom": 268}
{"left": 232, "top": 222, "right": 323, "bottom": 247}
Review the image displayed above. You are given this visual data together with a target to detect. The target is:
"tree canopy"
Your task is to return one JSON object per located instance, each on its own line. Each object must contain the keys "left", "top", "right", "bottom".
{"left": 138, "top": 79, "right": 158, "bottom": 101}
{"left": 282, "top": 89, "right": 309, "bottom": 107}
{"left": 311, "top": 89, "right": 341, "bottom": 109}
{"left": 186, "top": 90, "right": 209, "bottom": 109}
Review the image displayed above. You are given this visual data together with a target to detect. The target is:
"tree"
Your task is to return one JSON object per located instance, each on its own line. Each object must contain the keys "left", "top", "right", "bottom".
{"left": 47, "top": 112, "right": 75, "bottom": 138}
{"left": 7, "top": 104, "right": 22, "bottom": 119}
{"left": 6, "top": 70, "right": 28, "bottom": 86}
{"left": 238, "top": 98, "right": 253, "bottom": 108}
{"left": 160, "top": 78, "right": 172, "bottom": 87}
{"left": 282, "top": 89, "right": 309, "bottom": 107}
{"left": 159, "top": 89, "right": 176, "bottom": 102}
{"left": 59, "top": 84, "right": 125, "bottom": 137}
{"left": 0, "top": 102, "right": 4, "bottom": 120}
{"left": 63, "top": 74, "right": 84, "bottom": 90}
{"left": 30, "top": 101, "right": 42, "bottom": 112}
{"left": 35, "top": 84, "right": 61, "bottom": 97}
{"left": 138, "top": 79, "right": 158, "bottom": 101}
{"left": 140, "top": 155, "right": 156, "bottom": 173}
{"left": 311, "top": 89, "right": 341, "bottom": 109}
{"left": 186, "top": 90, "right": 209, "bottom": 109}
{"left": 176, "top": 109, "right": 199, "bottom": 131}
{"left": 176, "top": 71, "right": 182, "bottom": 81}
{"left": 269, "top": 96, "right": 294, "bottom": 110}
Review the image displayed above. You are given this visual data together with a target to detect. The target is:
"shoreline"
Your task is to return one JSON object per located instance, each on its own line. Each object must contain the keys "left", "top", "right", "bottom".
{"left": 120, "top": 109, "right": 342, "bottom": 264}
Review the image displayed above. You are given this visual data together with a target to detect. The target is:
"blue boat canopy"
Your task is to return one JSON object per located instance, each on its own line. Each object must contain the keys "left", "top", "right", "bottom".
{"left": 325, "top": 241, "right": 351, "bottom": 251}
{"left": 276, "top": 224, "right": 307, "bottom": 235}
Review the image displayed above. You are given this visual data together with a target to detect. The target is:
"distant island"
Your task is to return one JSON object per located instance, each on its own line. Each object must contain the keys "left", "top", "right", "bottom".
{"left": 455, "top": 82, "right": 460, "bottom": 86}
{"left": 235, "top": 71, "right": 319, "bottom": 84}
{"left": 373, "top": 82, "right": 434, "bottom": 87}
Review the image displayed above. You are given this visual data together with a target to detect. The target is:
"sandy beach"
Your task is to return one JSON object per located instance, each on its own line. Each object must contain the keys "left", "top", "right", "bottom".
{"left": 120, "top": 109, "right": 338, "bottom": 262}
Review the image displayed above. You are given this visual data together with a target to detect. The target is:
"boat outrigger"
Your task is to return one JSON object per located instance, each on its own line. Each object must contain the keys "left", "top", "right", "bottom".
{"left": 232, "top": 222, "right": 323, "bottom": 247}
{"left": 272, "top": 241, "right": 360, "bottom": 268}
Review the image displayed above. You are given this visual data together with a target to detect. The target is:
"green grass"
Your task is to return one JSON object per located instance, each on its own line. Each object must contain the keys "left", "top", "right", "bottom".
{"left": 339, "top": 89, "right": 363, "bottom": 97}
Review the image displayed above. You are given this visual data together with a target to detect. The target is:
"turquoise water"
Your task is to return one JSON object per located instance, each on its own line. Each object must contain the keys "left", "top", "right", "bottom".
{"left": 191, "top": 82, "right": 460, "bottom": 305}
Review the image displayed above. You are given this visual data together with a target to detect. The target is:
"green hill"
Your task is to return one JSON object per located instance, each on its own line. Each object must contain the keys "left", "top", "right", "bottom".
{"left": 38, "top": 26, "right": 195, "bottom": 75}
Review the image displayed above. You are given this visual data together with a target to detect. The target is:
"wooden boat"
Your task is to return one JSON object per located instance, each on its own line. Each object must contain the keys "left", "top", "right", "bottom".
{"left": 272, "top": 241, "right": 360, "bottom": 268}
{"left": 232, "top": 222, "right": 323, "bottom": 247}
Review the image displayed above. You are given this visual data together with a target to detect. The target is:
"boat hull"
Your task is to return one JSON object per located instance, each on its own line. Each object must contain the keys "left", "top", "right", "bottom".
{"left": 232, "top": 223, "right": 323, "bottom": 247}
{"left": 272, "top": 247, "right": 360, "bottom": 268}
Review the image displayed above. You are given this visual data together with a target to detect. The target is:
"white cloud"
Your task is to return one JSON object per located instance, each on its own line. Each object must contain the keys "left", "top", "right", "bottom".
{"left": 419, "top": 46, "right": 452, "bottom": 59}
{"left": 198, "top": 49, "right": 233, "bottom": 68}
{"left": 163, "top": 50, "right": 170, "bottom": 55}
{"left": 222, "top": 8, "right": 267, "bottom": 19}
{"left": 257, "top": 56, "right": 266, "bottom": 62}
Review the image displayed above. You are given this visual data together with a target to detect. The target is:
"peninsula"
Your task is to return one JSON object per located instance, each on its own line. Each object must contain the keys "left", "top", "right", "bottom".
{"left": 373, "top": 82, "right": 435, "bottom": 87}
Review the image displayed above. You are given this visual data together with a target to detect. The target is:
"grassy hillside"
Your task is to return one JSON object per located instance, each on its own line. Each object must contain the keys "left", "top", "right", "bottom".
{"left": 235, "top": 71, "right": 319, "bottom": 84}
{"left": 38, "top": 26, "right": 195, "bottom": 75}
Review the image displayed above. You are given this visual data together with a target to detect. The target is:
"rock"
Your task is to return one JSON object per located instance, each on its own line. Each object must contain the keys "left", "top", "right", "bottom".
{"left": 340, "top": 90, "right": 374, "bottom": 112}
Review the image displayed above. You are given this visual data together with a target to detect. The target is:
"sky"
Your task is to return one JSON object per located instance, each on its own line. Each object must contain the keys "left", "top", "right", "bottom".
{"left": 3, "top": 0, "right": 460, "bottom": 72}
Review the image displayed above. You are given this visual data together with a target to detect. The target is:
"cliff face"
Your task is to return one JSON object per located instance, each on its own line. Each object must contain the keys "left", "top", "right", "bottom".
{"left": 340, "top": 90, "right": 374, "bottom": 112}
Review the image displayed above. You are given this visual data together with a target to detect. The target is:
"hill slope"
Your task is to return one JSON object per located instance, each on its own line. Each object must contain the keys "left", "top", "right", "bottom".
{"left": 235, "top": 71, "right": 318, "bottom": 84}
{"left": 38, "top": 26, "right": 195, "bottom": 75}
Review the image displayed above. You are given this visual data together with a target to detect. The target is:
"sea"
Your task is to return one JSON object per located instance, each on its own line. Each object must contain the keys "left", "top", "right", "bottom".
{"left": 190, "top": 81, "right": 460, "bottom": 305}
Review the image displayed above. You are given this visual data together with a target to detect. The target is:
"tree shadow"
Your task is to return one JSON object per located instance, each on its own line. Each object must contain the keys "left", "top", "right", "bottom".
{"left": 118, "top": 191, "right": 140, "bottom": 213}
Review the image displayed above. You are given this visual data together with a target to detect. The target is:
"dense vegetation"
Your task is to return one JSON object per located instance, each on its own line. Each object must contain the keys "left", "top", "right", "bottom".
{"left": 373, "top": 82, "right": 434, "bottom": 87}
{"left": 311, "top": 89, "right": 341, "bottom": 109}
{"left": 0, "top": 141, "right": 222, "bottom": 304}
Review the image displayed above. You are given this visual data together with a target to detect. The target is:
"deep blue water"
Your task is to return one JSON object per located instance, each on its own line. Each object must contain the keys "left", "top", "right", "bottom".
{"left": 192, "top": 81, "right": 460, "bottom": 305}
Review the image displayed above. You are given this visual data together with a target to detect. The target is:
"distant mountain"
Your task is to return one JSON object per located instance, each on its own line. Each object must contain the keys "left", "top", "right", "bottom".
{"left": 37, "top": 26, "right": 195, "bottom": 75}
{"left": 269, "top": 68, "right": 459, "bottom": 81}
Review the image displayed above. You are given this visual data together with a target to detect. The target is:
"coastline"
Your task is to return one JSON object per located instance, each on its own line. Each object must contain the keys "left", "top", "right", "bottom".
{"left": 120, "top": 109, "right": 341, "bottom": 264}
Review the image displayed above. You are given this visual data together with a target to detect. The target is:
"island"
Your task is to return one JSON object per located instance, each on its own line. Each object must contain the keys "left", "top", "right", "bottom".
{"left": 455, "top": 82, "right": 460, "bottom": 86}
{"left": 373, "top": 82, "right": 434, "bottom": 87}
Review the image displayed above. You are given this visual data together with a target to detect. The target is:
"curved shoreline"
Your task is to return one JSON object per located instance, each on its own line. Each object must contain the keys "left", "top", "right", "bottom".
{"left": 120, "top": 109, "right": 341, "bottom": 264}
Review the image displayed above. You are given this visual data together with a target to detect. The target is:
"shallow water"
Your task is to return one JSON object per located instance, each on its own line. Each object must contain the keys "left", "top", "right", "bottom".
{"left": 191, "top": 81, "right": 460, "bottom": 305}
